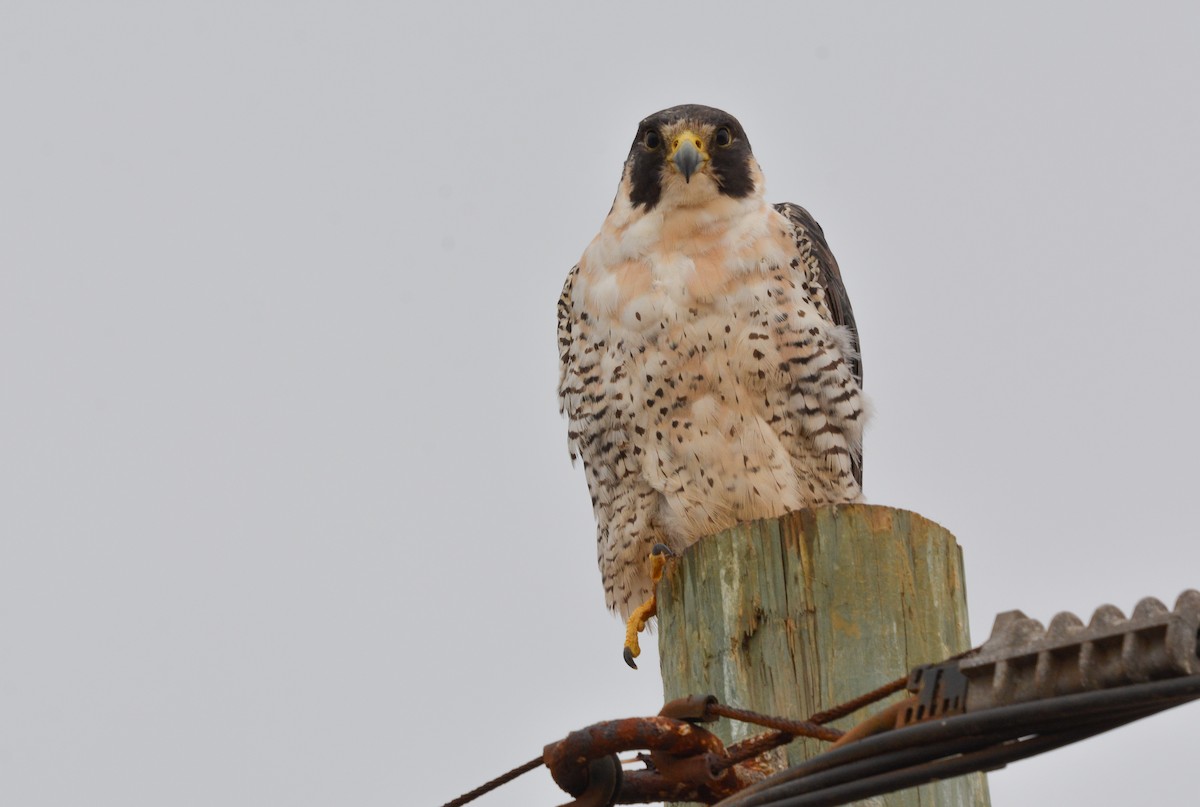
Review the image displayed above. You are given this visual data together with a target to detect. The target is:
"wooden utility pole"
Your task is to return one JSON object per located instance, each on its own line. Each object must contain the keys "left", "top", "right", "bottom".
{"left": 656, "top": 504, "right": 991, "bottom": 807}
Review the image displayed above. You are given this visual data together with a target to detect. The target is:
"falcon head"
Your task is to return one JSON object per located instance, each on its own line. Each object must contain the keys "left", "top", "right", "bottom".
{"left": 623, "top": 104, "right": 758, "bottom": 211}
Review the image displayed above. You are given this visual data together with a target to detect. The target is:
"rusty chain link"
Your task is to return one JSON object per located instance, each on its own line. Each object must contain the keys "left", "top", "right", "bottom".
{"left": 441, "top": 677, "right": 908, "bottom": 805}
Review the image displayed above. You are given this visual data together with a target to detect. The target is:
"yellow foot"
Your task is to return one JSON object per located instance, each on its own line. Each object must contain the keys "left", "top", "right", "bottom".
{"left": 622, "top": 544, "right": 675, "bottom": 669}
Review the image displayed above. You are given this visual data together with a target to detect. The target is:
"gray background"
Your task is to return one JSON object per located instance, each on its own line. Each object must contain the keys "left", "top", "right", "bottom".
{"left": 3, "top": 2, "right": 1198, "bottom": 805}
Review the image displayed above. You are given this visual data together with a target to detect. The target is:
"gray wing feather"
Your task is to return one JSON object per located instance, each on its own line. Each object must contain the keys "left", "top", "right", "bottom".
{"left": 774, "top": 202, "right": 863, "bottom": 485}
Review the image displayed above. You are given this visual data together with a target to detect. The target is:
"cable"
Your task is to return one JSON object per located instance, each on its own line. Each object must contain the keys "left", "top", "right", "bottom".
{"left": 442, "top": 672, "right": 1200, "bottom": 806}
{"left": 440, "top": 755, "right": 544, "bottom": 807}
{"left": 719, "top": 676, "right": 1200, "bottom": 806}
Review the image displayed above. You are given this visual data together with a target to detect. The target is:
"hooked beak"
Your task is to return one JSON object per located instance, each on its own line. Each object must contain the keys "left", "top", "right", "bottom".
{"left": 670, "top": 131, "right": 707, "bottom": 183}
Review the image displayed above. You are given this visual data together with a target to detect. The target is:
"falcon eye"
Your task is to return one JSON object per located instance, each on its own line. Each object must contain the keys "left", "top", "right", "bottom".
{"left": 644, "top": 130, "right": 662, "bottom": 150}
{"left": 715, "top": 127, "right": 733, "bottom": 147}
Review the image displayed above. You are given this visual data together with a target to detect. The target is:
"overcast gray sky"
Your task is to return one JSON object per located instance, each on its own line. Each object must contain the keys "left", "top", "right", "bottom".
{"left": 3, "top": 2, "right": 1199, "bottom": 805}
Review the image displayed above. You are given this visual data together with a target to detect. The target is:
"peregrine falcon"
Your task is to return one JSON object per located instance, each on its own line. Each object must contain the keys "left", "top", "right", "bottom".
{"left": 558, "top": 105, "right": 865, "bottom": 650}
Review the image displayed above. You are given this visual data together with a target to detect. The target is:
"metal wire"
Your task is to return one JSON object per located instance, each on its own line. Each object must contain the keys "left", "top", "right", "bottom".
{"left": 442, "top": 589, "right": 1200, "bottom": 805}
{"left": 718, "top": 675, "right": 1200, "bottom": 806}
{"left": 441, "top": 666, "right": 1200, "bottom": 806}
{"left": 715, "top": 731, "right": 795, "bottom": 772}
{"left": 805, "top": 675, "right": 908, "bottom": 725}
{"left": 709, "top": 704, "right": 844, "bottom": 742}
{"left": 441, "top": 755, "right": 544, "bottom": 807}
{"left": 701, "top": 671, "right": 913, "bottom": 776}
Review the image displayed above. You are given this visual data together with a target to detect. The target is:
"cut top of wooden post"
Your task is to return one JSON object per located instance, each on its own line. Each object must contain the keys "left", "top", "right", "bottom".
{"left": 656, "top": 504, "right": 991, "bottom": 807}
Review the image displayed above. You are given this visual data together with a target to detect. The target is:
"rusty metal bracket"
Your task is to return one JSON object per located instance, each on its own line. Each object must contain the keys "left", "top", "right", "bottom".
{"left": 659, "top": 694, "right": 719, "bottom": 722}
{"left": 559, "top": 755, "right": 621, "bottom": 807}
{"left": 543, "top": 715, "right": 748, "bottom": 805}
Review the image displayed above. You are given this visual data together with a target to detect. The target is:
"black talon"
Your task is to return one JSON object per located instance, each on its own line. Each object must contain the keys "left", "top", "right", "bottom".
{"left": 651, "top": 543, "right": 675, "bottom": 557}
{"left": 623, "top": 646, "right": 638, "bottom": 669}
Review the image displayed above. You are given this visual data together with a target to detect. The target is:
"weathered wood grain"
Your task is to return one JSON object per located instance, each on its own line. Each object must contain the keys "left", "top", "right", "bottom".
{"left": 656, "top": 504, "right": 991, "bottom": 807}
